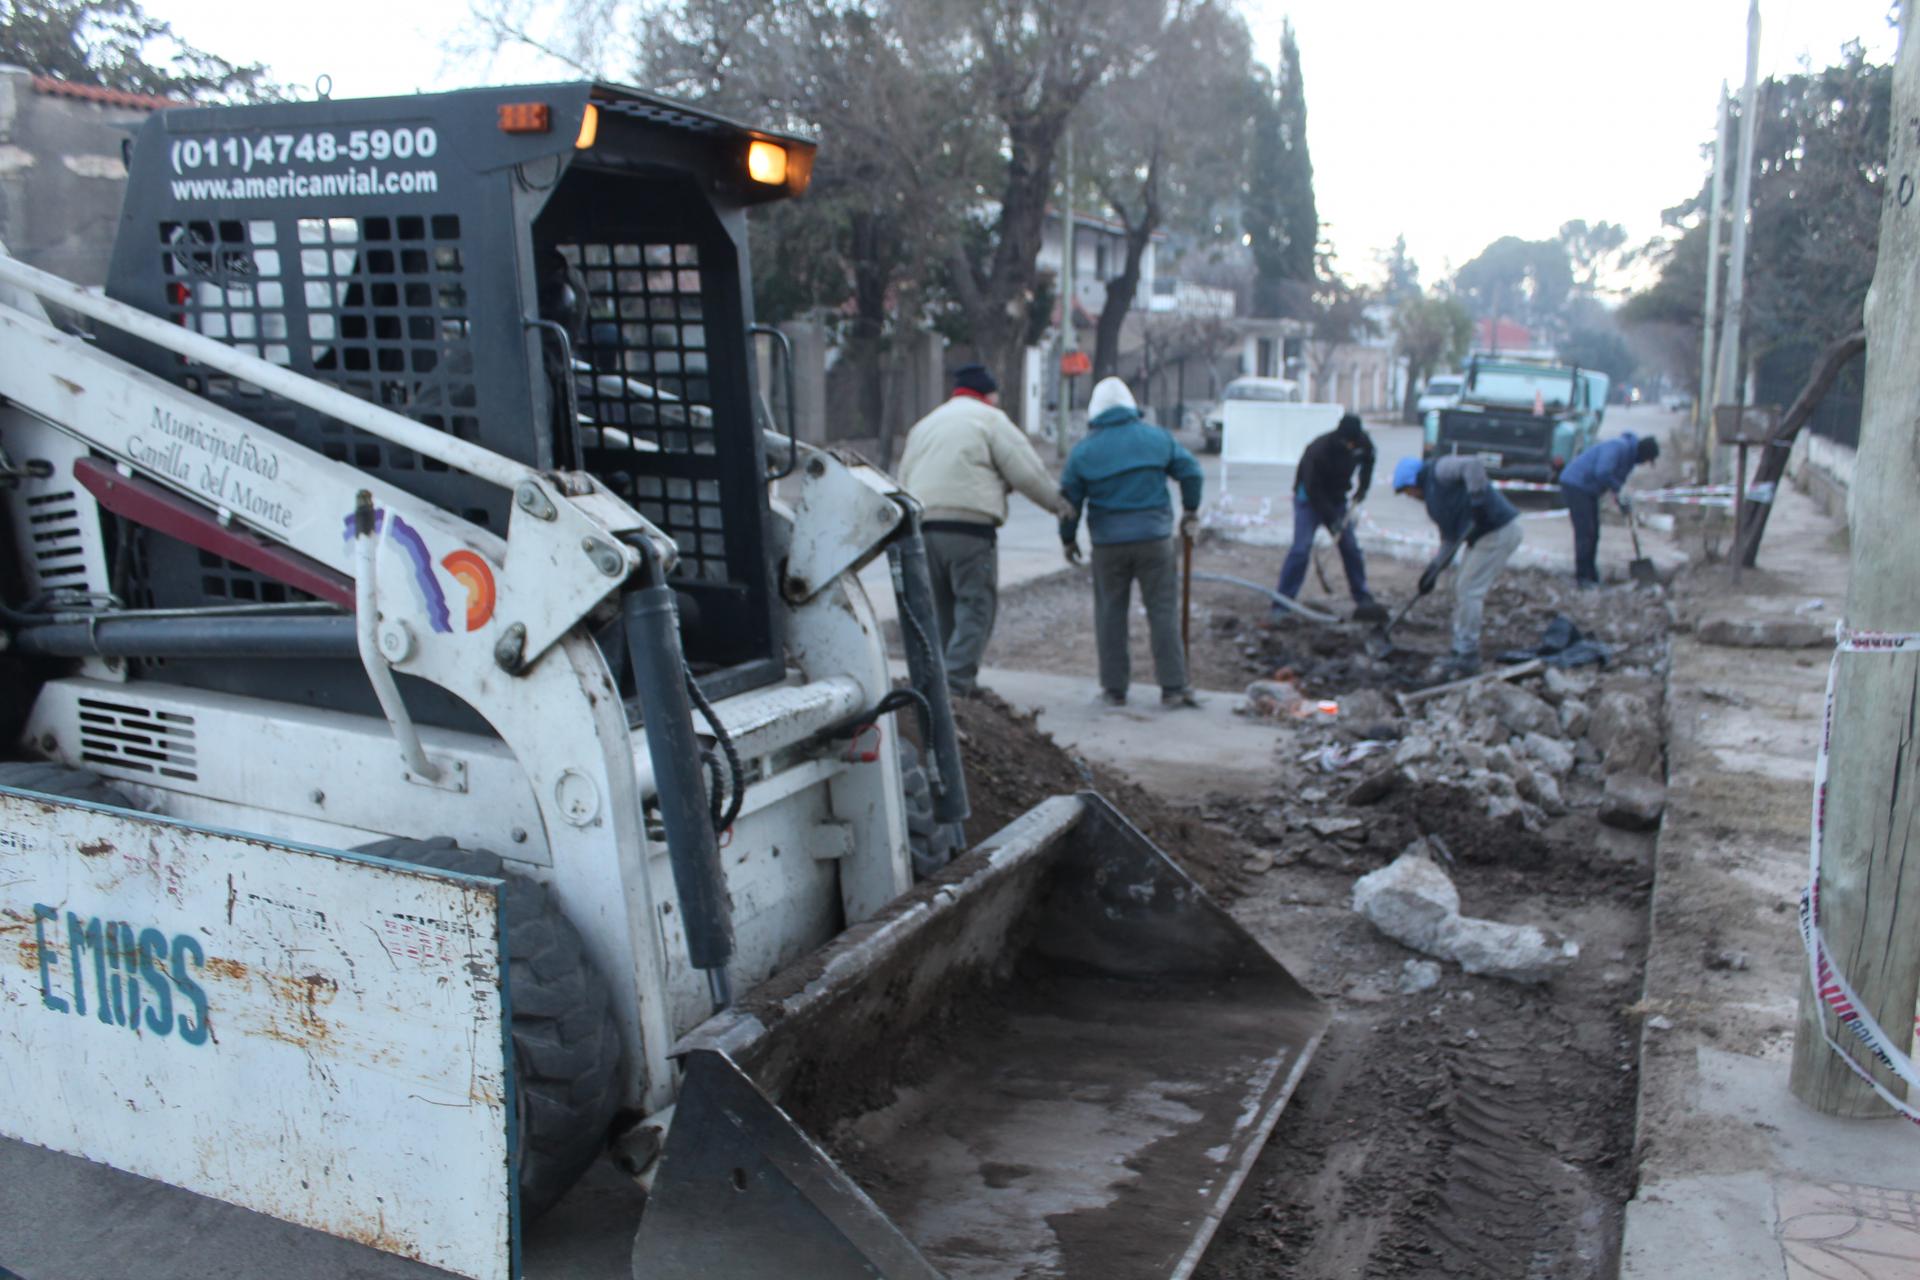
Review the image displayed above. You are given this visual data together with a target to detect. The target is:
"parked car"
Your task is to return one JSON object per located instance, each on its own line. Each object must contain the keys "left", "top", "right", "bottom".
{"left": 1202, "top": 375, "right": 1302, "bottom": 452}
{"left": 1415, "top": 374, "right": 1465, "bottom": 416}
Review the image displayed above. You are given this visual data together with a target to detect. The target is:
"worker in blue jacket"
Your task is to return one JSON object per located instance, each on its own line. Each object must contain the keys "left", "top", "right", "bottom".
{"left": 1060, "top": 377, "right": 1205, "bottom": 708}
{"left": 1393, "top": 455, "right": 1521, "bottom": 678}
{"left": 1559, "top": 434, "right": 1659, "bottom": 586}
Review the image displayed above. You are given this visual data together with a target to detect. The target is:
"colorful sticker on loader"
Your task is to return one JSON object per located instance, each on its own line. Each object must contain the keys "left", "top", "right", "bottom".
{"left": 341, "top": 506, "right": 497, "bottom": 634}
{"left": 0, "top": 788, "right": 517, "bottom": 1280}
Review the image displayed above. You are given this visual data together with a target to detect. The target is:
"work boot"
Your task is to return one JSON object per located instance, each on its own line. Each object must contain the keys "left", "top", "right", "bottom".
{"left": 1351, "top": 598, "right": 1389, "bottom": 624}
{"left": 1427, "top": 653, "right": 1480, "bottom": 682}
{"left": 1161, "top": 687, "right": 1201, "bottom": 709}
{"left": 1100, "top": 689, "right": 1127, "bottom": 707}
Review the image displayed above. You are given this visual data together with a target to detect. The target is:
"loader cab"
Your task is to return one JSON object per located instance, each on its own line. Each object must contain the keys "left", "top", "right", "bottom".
{"left": 99, "top": 83, "right": 810, "bottom": 714}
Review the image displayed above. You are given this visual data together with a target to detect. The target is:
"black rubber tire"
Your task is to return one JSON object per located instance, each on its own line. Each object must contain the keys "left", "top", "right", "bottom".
{"left": 0, "top": 761, "right": 139, "bottom": 808}
{"left": 355, "top": 835, "right": 624, "bottom": 1218}
{"left": 898, "top": 739, "right": 958, "bottom": 879}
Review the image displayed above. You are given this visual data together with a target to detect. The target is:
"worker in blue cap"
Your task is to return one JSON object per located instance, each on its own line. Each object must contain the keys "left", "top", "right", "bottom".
{"left": 1392, "top": 454, "right": 1522, "bottom": 678}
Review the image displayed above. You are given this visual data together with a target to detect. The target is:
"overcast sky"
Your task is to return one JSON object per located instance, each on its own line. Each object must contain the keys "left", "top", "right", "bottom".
{"left": 149, "top": 0, "right": 1900, "bottom": 287}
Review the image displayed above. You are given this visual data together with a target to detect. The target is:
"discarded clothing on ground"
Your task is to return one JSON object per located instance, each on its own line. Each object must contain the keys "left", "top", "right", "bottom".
{"left": 1494, "top": 613, "right": 1610, "bottom": 668}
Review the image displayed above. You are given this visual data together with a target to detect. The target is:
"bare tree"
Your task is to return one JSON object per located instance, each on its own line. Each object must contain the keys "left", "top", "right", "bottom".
{"left": 939, "top": 0, "right": 1173, "bottom": 424}
{"left": 1075, "top": 0, "right": 1253, "bottom": 381}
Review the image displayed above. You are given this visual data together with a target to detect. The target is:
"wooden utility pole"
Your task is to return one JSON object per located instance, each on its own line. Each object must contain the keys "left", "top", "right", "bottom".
{"left": 1788, "top": 0, "right": 1920, "bottom": 1116}
{"left": 1695, "top": 84, "right": 1729, "bottom": 459}
{"left": 1712, "top": 2, "right": 1761, "bottom": 478}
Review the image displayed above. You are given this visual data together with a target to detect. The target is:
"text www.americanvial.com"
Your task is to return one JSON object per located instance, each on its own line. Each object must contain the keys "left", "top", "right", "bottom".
{"left": 169, "top": 165, "right": 440, "bottom": 201}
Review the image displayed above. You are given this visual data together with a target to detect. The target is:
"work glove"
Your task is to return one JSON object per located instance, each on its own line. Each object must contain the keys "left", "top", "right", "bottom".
{"left": 1179, "top": 512, "right": 1200, "bottom": 540}
{"left": 1063, "top": 541, "right": 1082, "bottom": 565}
{"left": 1418, "top": 562, "right": 1442, "bottom": 596}
{"left": 1616, "top": 493, "right": 1633, "bottom": 515}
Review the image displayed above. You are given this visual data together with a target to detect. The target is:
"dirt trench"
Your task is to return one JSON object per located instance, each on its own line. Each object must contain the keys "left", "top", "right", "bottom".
{"left": 957, "top": 540, "right": 1671, "bottom": 1279}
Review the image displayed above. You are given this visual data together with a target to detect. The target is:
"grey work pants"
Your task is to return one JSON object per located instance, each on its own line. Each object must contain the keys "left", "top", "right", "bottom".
{"left": 924, "top": 527, "right": 998, "bottom": 692}
{"left": 1091, "top": 537, "right": 1188, "bottom": 696}
{"left": 1451, "top": 518, "right": 1522, "bottom": 658}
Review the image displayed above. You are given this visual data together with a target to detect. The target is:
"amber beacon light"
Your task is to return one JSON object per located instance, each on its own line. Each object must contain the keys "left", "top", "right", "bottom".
{"left": 745, "top": 139, "right": 788, "bottom": 186}
{"left": 498, "top": 102, "right": 551, "bottom": 134}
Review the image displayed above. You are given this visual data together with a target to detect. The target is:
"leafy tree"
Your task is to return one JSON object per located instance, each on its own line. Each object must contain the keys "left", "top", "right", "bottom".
{"left": 477, "top": 0, "right": 986, "bottom": 449}
{"left": 1392, "top": 292, "right": 1472, "bottom": 421}
{"left": 1559, "top": 322, "right": 1636, "bottom": 386}
{"left": 1376, "top": 234, "right": 1420, "bottom": 305}
{"left": 0, "top": 0, "right": 277, "bottom": 100}
{"left": 1079, "top": 0, "right": 1254, "bottom": 380}
{"left": 1557, "top": 219, "right": 1628, "bottom": 294}
{"left": 1623, "top": 44, "right": 1888, "bottom": 408}
{"left": 1243, "top": 20, "right": 1316, "bottom": 316}
{"left": 1453, "top": 235, "right": 1573, "bottom": 341}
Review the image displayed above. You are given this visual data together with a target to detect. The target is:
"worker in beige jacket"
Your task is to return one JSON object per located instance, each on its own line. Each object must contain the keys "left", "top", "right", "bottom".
{"left": 897, "top": 364, "right": 1072, "bottom": 695}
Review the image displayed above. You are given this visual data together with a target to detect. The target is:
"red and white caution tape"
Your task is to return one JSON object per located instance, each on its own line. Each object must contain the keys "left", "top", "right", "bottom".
{"left": 1800, "top": 624, "right": 1920, "bottom": 1124}
{"left": 1492, "top": 480, "right": 1563, "bottom": 493}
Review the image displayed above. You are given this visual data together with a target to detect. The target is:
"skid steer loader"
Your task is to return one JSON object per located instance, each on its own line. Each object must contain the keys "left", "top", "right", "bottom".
{"left": 0, "top": 82, "right": 1325, "bottom": 1279}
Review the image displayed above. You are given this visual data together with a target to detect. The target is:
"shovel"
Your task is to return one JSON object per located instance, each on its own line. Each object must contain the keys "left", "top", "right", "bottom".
{"left": 1624, "top": 503, "right": 1658, "bottom": 586}
{"left": 1364, "top": 590, "right": 1424, "bottom": 659}
{"left": 1365, "top": 541, "right": 1460, "bottom": 658}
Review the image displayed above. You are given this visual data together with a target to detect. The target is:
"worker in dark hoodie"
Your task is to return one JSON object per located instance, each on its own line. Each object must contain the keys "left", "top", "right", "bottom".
{"left": 1558, "top": 432, "right": 1659, "bottom": 587}
{"left": 1273, "top": 412, "right": 1387, "bottom": 622}
{"left": 1059, "top": 377, "right": 1205, "bottom": 708}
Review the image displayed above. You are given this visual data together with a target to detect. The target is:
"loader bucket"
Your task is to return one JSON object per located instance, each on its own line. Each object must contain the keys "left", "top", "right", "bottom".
{"left": 636, "top": 794, "right": 1328, "bottom": 1279}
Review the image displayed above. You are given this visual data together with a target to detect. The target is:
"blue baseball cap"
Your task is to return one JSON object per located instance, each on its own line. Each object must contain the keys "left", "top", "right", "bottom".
{"left": 1392, "top": 457, "right": 1424, "bottom": 490}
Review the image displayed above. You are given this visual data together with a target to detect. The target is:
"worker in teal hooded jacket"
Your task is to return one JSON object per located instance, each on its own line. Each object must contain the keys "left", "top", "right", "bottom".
{"left": 1059, "top": 377, "right": 1205, "bottom": 708}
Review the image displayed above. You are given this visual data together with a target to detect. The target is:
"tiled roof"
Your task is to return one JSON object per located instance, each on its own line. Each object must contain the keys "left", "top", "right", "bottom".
{"left": 30, "top": 75, "right": 180, "bottom": 112}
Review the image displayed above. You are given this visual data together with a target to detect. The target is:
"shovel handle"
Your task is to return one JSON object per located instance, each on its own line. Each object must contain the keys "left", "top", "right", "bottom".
{"left": 1181, "top": 529, "right": 1193, "bottom": 662}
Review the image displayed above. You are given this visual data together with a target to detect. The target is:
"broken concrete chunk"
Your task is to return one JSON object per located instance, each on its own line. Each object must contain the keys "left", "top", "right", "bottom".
{"left": 1588, "top": 690, "right": 1663, "bottom": 776}
{"left": 1351, "top": 844, "right": 1460, "bottom": 943}
{"left": 1444, "top": 914, "right": 1580, "bottom": 984}
{"left": 1522, "top": 731, "right": 1575, "bottom": 777}
{"left": 1476, "top": 681, "right": 1558, "bottom": 737}
{"left": 1516, "top": 766, "right": 1566, "bottom": 816}
{"left": 1599, "top": 772, "right": 1667, "bottom": 830}
{"left": 1336, "top": 688, "right": 1398, "bottom": 727}
{"left": 1558, "top": 698, "right": 1591, "bottom": 738}
{"left": 1543, "top": 666, "right": 1597, "bottom": 703}
{"left": 1399, "top": 959, "right": 1444, "bottom": 994}
{"left": 1487, "top": 744, "right": 1522, "bottom": 778}
{"left": 1696, "top": 612, "right": 1832, "bottom": 650}
{"left": 1393, "top": 734, "right": 1437, "bottom": 767}
{"left": 1458, "top": 743, "right": 1489, "bottom": 770}
{"left": 1351, "top": 847, "right": 1579, "bottom": 984}
{"left": 1307, "top": 816, "right": 1365, "bottom": 838}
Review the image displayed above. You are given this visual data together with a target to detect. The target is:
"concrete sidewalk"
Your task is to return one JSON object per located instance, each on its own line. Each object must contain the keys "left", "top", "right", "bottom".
{"left": 970, "top": 666, "right": 1290, "bottom": 796}
{"left": 1619, "top": 481, "right": 1920, "bottom": 1278}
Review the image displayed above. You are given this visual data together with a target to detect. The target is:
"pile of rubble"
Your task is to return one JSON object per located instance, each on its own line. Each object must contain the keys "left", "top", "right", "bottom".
{"left": 1355, "top": 664, "right": 1670, "bottom": 834}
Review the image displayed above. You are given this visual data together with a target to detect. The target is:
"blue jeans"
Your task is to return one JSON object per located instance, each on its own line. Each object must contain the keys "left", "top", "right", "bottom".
{"left": 1276, "top": 495, "right": 1371, "bottom": 603}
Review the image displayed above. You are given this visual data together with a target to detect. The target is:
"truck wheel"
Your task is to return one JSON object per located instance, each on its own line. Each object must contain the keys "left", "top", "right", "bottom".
{"left": 355, "top": 836, "right": 624, "bottom": 1217}
{"left": 898, "top": 740, "right": 958, "bottom": 878}
{"left": 0, "top": 762, "right": 139, "bottom": 808}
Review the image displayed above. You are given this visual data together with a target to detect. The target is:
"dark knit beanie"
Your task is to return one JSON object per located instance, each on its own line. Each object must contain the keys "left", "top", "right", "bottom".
{"left": 1636, "top": 436, "right": 1661, "bottom": 463}
{"left": 1336, "top": 412, "right": 1366, "bottom": 442}
{"left": 952, "top": 363, "right": 999, "bottom": 395}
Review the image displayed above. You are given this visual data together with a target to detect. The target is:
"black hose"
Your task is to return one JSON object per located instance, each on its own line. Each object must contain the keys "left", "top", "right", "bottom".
{"left": 685, "top": 663, "right": 745, "bottom": 833}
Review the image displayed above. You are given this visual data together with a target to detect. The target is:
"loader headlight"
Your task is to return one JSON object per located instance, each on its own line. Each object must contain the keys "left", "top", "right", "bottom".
{"left": 575, "top": 104, "right": 599, "bottom": 149}
{"left": 746, "top": 139, "right": 788, "bottom": 187}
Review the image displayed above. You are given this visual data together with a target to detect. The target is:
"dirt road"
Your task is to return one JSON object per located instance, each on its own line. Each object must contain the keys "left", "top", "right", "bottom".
{"left": 965, "top": 536, "right": 1671, "bottom": 1278}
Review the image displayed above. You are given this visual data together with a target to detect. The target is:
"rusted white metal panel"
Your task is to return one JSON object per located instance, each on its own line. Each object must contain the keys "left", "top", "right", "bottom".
{"left": 0, "top": 787, "right": 515, "bottom": 1280}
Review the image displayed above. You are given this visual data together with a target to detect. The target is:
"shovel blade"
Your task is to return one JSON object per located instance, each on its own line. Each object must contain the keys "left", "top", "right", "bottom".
{"left": 1629, "top": 558, "right": 1659, "bottom": 586}
{"left": 641, "top": 795, "right": 1328, "bottom": 1280}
